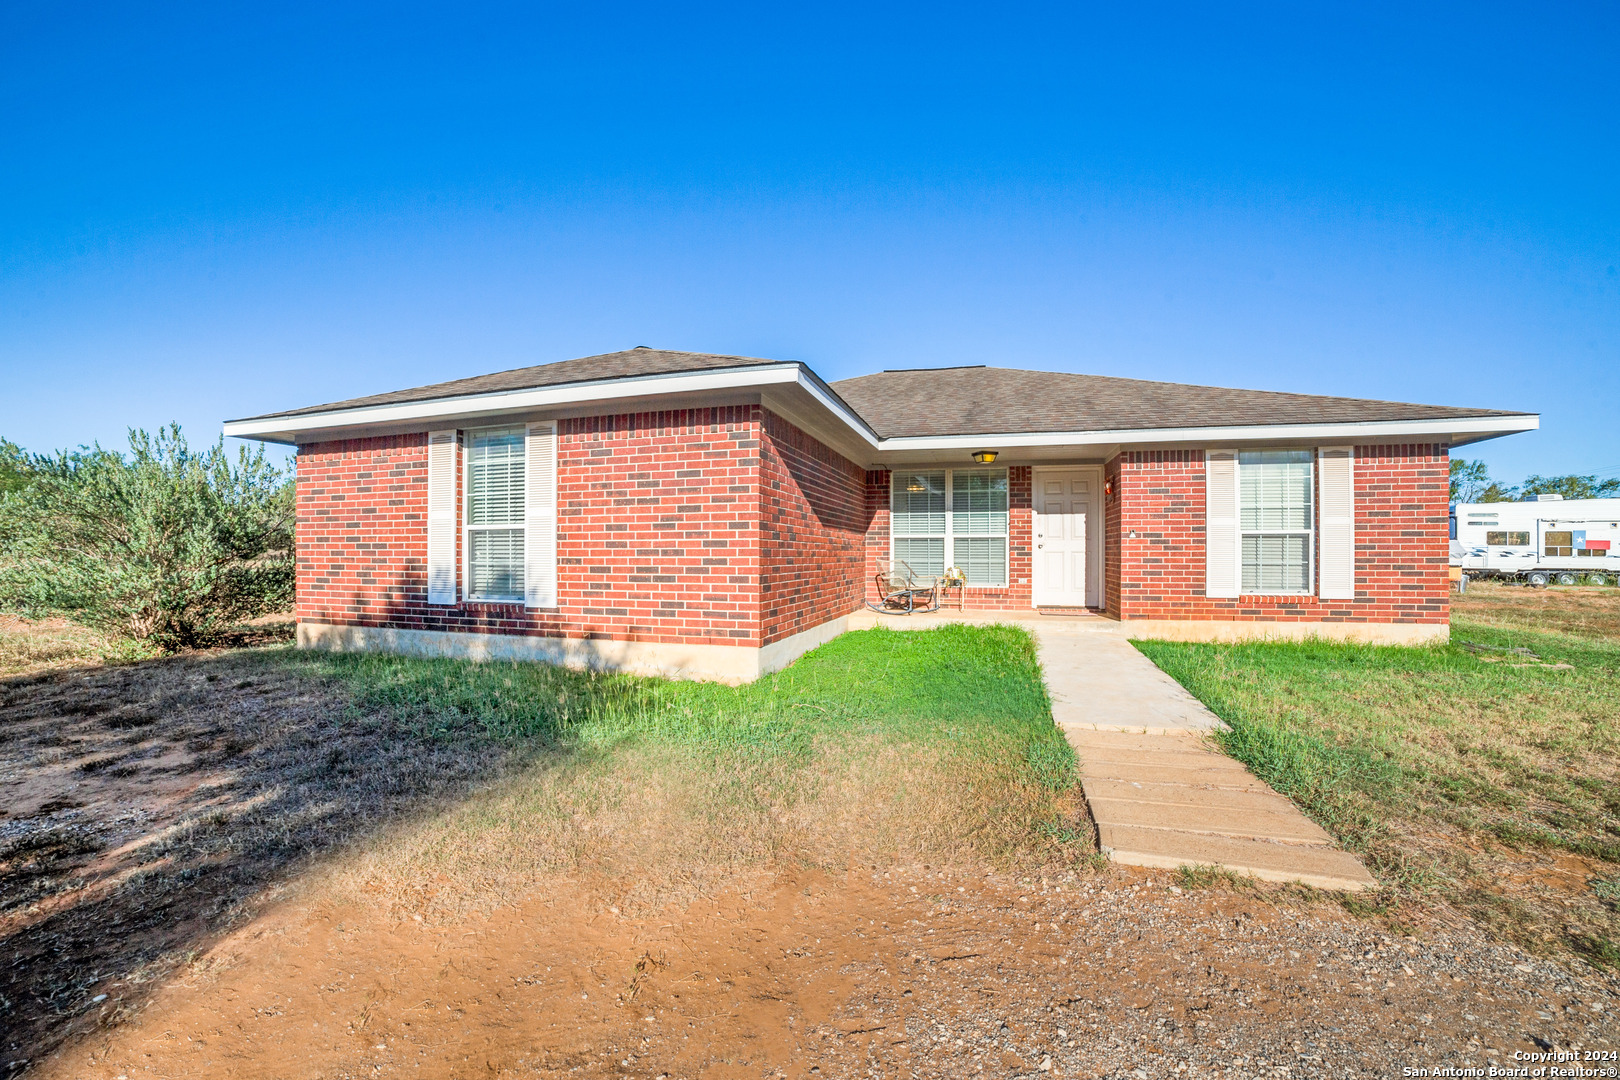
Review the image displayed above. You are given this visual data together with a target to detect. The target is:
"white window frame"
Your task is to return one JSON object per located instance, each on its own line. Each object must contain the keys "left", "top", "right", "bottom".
{"left": 463, "top": 425, "right": 527, "bottom": 603}
{"left": 1237, "top": 450, "right": 1315, "bottom": 596}
{"left": 887, "top": 467, "right": 1010, "bottom": 588}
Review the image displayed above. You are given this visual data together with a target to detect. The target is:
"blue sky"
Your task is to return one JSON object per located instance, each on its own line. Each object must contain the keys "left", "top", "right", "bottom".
{"left": 2, "top": 2, "right": 1616, "bottom": 483}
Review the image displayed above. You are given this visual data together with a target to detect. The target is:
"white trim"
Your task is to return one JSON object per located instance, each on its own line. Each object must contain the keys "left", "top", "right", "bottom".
{"left": 524, "top": 421, "right": 559, "bottom": 609}
{"left": 225, "top": 364, "right": 883, "bottom": 448}
{"left": 1317, "top": 446, "right": 1355, "bottom": 600}
{"left": 877, "top": 413, "right": 1539, "bottom": 451}
{"left": 426, "top": 429, "right": 458, "bottom": 605}
{"left": 1031, "top": 466, "right": 1104, "bottom": 608}
{"left": 1205, "top": 451, "right": 1240, "bottom": 599}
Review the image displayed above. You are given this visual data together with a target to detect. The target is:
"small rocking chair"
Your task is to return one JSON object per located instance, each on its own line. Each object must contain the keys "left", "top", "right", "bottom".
{"left": 867, "top": 559, "right": 941, "bottom": 615}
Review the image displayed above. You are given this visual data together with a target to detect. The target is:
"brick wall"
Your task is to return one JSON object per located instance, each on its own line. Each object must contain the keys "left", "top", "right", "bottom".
{"left": 296, "top": 433, "right": 433, "bottom": 628}
{"left": 296, "top": 406, "right": 872, "bottom": 649}
{"left": 1104, "top": 444, "right": 1450, "bottom": 624}
{"left": 861, "top": 465, "right": 1034, "bottom": 611}
{"left": 758, "top": 411, "right": 870, "bottom": 644}
{"left": 558, "top": 407, "right": 763, "bottom": 644}
{"left": 298, "top": 408, "right": 762, "bottom": 645}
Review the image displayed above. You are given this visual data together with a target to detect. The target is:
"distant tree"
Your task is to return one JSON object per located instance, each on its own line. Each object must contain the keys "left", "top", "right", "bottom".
{"left": 1517, "top": 474, "right": 1620, "bottom": 501}
{"left": 1450, "top": 459, "right": 1495, "bottom": 503}
{"left": 0, "top": 438, "right": 31, "bottom": 498}
{"left": 0, "top": 425, "right": 295, "bottom": 650}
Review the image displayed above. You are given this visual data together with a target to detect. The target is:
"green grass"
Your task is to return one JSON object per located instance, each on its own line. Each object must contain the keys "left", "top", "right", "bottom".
{"left": 1133, "top": 594, "right": 1620, "bottom": 966}
{"left": 285, "top": 624, "right": 1085, "bottom": 918}
{"left": 299, "top": 622, "right": 1066, "bottom": 761}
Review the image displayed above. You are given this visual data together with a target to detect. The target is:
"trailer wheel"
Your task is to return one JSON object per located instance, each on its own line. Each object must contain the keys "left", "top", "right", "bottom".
{"left": 1526, "top": 571, "right": 1550, "bottom": 587}
{"left": 1555, "top": 571, "right": 1579, "bottom": 586}
{"left": 1589, "top": 572, "right": 1612, "bottom": 587}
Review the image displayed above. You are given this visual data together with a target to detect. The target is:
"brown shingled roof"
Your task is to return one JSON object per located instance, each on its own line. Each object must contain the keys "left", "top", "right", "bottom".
{"left": 238, "top": 348, "right": 788, "bottom": 421}
{"left": 236, "top": 349, "right": 1528, "bottom": 438}
{"left": 829, "top": 366, "right": 1524, "bottom": 439}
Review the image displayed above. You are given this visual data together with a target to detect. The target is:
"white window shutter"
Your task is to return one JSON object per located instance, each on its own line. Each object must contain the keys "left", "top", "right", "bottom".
{"left": 426, "top": 429, "right": 458, "bottom": 605}
{"left": 1318, "top": 446, "right": 1355, "bottom": 600}
{"left": 1205, "top": 451, "right": 1240, "bottom": 598}
{"left": 524, "top": 421, "right": 558, "bottom": 608}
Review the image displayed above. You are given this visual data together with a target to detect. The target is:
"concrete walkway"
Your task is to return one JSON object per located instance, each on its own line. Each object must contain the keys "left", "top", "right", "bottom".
{"left": 848, "top": 609, "right": 1377, "bottom": 891}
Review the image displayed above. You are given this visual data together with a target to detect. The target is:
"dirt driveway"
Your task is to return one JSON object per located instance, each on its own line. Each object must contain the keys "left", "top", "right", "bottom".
{"left": 37, "top": 864, "right": 1620, "bottom": 1079}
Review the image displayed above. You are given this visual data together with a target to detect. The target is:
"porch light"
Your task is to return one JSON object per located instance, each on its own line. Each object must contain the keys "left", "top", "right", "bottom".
{"left": 971, "top": 450, "right": 998, "bottom": 464}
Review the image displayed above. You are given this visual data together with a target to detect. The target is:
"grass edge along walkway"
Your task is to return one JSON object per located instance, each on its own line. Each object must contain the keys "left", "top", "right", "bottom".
{"left": 1132, "top": 619, "right": 1620, "bottom": 968}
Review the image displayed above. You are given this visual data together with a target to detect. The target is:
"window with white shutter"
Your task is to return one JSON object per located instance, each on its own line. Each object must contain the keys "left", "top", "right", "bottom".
{"left": 1239, "top": 450, "right": 1314, "bottom": 594}
{"left": 426, "top": 430, "right": 458, "bottom": 605}
{"left": 524, "top": 422, "right": 558, "bottom": 608}
{"left": 465, "top": 426, "right": 526, "bottom": 601}
{"left": 1318, "top": 447, "right": 1354, "bottom": 600}
{"left": 1205, "top": 451, "right": 1240, "bottom": 598}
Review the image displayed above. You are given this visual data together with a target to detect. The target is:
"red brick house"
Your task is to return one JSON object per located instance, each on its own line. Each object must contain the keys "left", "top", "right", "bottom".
{"left": 224, "top": 349, "right": 1537, "bottom": 681}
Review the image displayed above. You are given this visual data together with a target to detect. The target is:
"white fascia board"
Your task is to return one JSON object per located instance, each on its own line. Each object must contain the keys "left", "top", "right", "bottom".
{"left": 875, "top": 412, "right": 1539, "bottom": 452}
{"left": 225, "top": 364, "right": 882, "bottom": 448}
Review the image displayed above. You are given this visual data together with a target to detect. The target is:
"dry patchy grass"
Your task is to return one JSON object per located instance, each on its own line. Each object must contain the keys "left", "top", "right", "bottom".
{"left": 1456, "top": 579, "right": 1620, "bottom": 640}
{"left": 1, "top": 622, "right": 1081, "bottom": 1073}
{"left": 0, "top": 615, "right": 118, "bottom": 677}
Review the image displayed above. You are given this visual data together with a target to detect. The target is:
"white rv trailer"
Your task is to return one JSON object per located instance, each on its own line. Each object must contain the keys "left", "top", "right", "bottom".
{"left": 1450, "top": 495, "right": 1620, "bottom": 585}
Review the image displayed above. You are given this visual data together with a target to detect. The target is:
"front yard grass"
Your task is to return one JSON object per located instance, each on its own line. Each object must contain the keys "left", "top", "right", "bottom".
{"left": 1134, "top": 584, "right": 1620, "bottom": 968}
{"left": 2, "top": 621, "right": 1082, "bottom": 1061}
{"left": 306, "top": 623, "right": 1086, "bottom": 917}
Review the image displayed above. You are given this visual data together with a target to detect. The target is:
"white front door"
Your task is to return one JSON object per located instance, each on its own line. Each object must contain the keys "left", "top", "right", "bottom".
{"left": 1034, "top": 470, "right": 1092, "bottom": 607}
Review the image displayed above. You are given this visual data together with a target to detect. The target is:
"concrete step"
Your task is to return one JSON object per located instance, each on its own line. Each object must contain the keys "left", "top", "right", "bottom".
{"left": 1079, "top": 760, "right": 1269, "bottom": 790}
{"left": 1074, "top": 745, "right": 1242, "bottom": 770}
{"left": 1083, "top": 791, "right": 1333, "bottom": 845}
{"left": 1097, "top": 823, "right": 1377, "bottom": 892}
{"left": 1083, "top": 777, "right": 1303, "bottom": 815}
{"left": 1063, "top": 730, "right": 1218, "bottom": 753}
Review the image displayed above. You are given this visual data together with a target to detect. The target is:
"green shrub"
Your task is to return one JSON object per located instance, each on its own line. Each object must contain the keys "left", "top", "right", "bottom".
{"left": 0, "top": 438, "right": 31, "bottom": 498}
{"left": 0, "top": 425, "right": 294, "bottom": 650}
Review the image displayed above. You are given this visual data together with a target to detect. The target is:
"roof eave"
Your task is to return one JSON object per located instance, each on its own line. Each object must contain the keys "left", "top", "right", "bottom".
{"left": 224, "top": 363, "right": 883, "bottom": 448}
{"left": 873, "top": 413, "right": 1539, "bottom": 453}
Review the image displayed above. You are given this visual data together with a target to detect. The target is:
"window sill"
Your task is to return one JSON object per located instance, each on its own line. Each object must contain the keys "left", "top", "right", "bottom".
{"left": 1238, "top": 594, "right": 1320, "bottom": 606}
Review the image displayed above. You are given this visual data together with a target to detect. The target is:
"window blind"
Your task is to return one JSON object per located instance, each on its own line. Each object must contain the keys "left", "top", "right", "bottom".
{"left": 465, "top": 427, "right": 526, "bottom": 601}
{"left": 1239, "top": 450, "right": 1314, "bottom": 594}
{"left": 889, "top": 468, "right": 1008, "bottom": 586}
{"left": 891, "top": 470, "right": 946, "bottom": 578}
